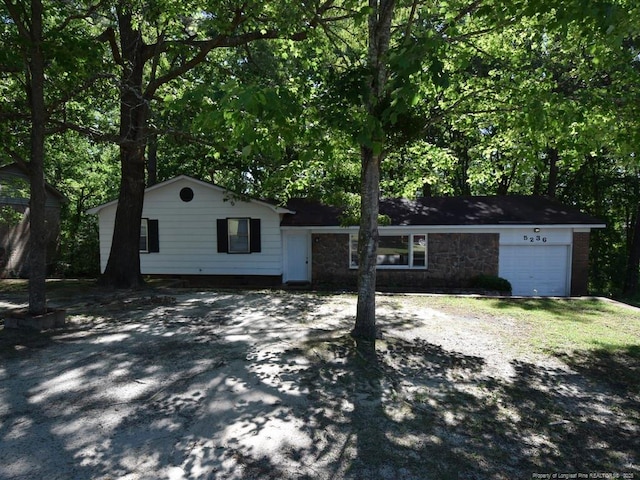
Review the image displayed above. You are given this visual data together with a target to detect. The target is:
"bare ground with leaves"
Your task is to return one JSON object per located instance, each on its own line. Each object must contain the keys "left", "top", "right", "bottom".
{"left": 0, "top": 287, "right": 638, "bottom": 480}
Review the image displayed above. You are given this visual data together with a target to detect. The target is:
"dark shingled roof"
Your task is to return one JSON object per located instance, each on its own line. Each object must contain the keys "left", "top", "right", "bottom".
{"left": 0, "top": 162, "right": 68, "bottom": 203}
{"left": 282, "top": 196, "right": 604, "bottom": 227}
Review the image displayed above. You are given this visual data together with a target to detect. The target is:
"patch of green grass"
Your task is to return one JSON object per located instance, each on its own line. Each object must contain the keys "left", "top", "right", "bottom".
{"left": 482, "top": 298, "right": 640, "bottom": 356}
{"left": 414, "top": 296, "right": 640, "bottom": 358}
{"left": 0, "top": 279, "right": 29, "bottom": 293}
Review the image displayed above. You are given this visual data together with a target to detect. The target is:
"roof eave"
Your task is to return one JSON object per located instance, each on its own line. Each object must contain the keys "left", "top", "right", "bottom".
{"left": 86, "top": 175, "right": 294, "bottom": 215}
{"left": 281, "top": 223, "right": 607, "bottom": 229}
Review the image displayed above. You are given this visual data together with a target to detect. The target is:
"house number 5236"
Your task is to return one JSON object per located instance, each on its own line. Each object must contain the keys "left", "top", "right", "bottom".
{"left": 523, "top": 235, "right": 547, "bottom": 243}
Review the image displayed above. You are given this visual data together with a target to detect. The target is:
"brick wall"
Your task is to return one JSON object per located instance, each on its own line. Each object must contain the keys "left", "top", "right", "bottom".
{"left": 571, "top": 232, "right": 591, "bottom": 296}
{"left": 311, "top": 232, "right": 499, "bottom": 290}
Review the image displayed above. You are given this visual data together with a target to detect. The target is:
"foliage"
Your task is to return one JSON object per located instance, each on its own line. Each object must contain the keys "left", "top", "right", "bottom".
{"left": 0, "top": 205, "right": 23, "bottom": 227}
{"left": 0, "top": 176, "right": 30, "bottom": 198}
{"left": 47, "top": 131, "right": 120, "bottom": 277}
{"left": 57, "top": 215, "right": 101, "bottom": 277}
{"left": 1, "top": 0, "right": 639, "bottom": 297}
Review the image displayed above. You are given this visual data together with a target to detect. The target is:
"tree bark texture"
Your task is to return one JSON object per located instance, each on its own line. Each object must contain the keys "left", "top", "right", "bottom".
{"left": 353, "top": 145, "right": 382, "bottom": 340}
{"left": 623, "top": 201, "right": 640, "bottom": 295}
{"left": 99, "top": 9, "right": 147, "bottom": 288}
{"left": 352, "top": 0, "right": 395, "bottom": 341}
{"left": 147, "top": 132, "right": 158, "bottom": 186}
{"left": 26, "top": 0, "right": 48, "bottom": 315}
{"left": 547, "top": 147, "right": 559, "bottom": 198}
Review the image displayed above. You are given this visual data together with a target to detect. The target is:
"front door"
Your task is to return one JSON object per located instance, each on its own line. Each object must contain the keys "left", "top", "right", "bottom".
{"left": 284, "top": 232, "right": 310, "bottom": 283}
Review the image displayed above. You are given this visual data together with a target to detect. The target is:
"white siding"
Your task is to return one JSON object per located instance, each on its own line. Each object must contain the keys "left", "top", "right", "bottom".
{"left": 96, "top": 178, "right": 284, "bottom": 276}
{"left": 96, "top": 208, "right": 116, "bottom": 273}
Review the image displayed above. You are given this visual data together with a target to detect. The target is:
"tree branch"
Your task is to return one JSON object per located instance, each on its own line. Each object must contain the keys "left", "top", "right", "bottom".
{"left": 145, "top": 31, "right": 298, "bottom": 97}
{"left": 1, "top": 145, "right": 28, "bottom": 168}
{"left": 403, "top": 0, "right": 420, "bottom": 39}
{"left": 451, "top": 0, "right": 484, "bottom": 25}
{"left": 446, "top": 26, "right": 496, "bottom": 43}
{"left": 3, "top": 0, "right": 30, "bottom": 40}
{"left": 143, "top": 1, "right": 340, "bottom": 97}
{"left": 0, "top": 108, "right": 29, "bottom": 122}
{"left": 46, "top": 120, "right": 118, "bottom": 144}
{"left": 47, "top": 72, "right": 118, "bottom": 115}
{"left": 52, "top": 0, "right": 110, "bottom": 35}
{"left": 97, "top": 26, "right": 122, "bottom": 66}
{"left": 0, "top": 62, "right": 22, "bottom": 73}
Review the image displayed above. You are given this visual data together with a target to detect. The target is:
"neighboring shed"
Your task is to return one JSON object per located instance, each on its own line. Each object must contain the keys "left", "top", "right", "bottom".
{"left": 281, "top": 196, "right": 605, "bottom": 296}
{"left": 88, "top": 175, "right": 605, "bottom": 296}
{"left": 0, "top": 163, "right": 67, "bottom": 277}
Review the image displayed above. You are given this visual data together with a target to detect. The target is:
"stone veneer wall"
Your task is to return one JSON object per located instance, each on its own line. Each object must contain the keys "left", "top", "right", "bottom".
{"left": 311, "top": 234, "right": 354, "bottom": 288}
{"left": 570, "top": 232, "right": 590, "bottom": 296}
{"left": 311, "top": 232, "right": 499, "bottom": 290}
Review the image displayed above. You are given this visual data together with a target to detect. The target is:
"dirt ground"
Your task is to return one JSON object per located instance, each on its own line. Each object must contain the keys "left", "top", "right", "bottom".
{"left": 0, "top": 287, "right": 638, "bottom": 480}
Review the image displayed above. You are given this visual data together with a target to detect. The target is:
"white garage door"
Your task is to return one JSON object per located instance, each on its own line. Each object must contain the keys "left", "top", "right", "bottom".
{"left": 499, "top": 245, "right": 570, "bottom": 296}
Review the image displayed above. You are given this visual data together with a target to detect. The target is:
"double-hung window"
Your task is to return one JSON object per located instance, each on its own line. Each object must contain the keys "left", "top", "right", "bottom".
{"left": 228, "top": 218, "right": 250, "bottom": 253}
{"left": 140, "top": 219, "right": 149, "bottom": 252}
{"left": 350, "top": 233, "right": 427, "bottom": 269}
{"left": 217, "top": 218, "right": 261, "bottom": 253}
{"left": 139, "top": 219, "right": 159, "bottom": 253}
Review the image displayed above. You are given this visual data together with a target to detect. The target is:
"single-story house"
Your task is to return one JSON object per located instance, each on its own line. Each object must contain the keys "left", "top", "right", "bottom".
{"left": 0, "top": 162, "right": 67, "bottom": 277}
{"left": 87, "top": 175, "right": 605, "bottom": 296}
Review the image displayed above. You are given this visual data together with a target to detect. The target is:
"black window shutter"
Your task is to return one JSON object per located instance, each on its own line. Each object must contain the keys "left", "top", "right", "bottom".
{"left": 250, "top": 218, "right": 261, "bottom": 253}
{"left": 148, "top": 219, "right": 160, "bottom": 252}
{"left": 217, "top": 218, "right": 228, "bottom": 253}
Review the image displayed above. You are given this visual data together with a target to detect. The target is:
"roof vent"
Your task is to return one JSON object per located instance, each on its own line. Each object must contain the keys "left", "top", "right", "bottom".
{"left": 180, "top": 187, "right": 194, "bottom": 202}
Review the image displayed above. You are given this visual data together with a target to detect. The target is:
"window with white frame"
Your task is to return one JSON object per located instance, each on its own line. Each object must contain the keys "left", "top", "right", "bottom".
{"left": 140, "top": 219, "right": 159, "bottom": 253}
{"left": 217, "top": 218, "right": 261, "bottom": 254}
{"left": 140, "top": 219, "right": 149, "bottom": 252}
{"left": 350, "top": 233, "right": 427, "bottom": 268}
{"left": 228, "top": 218, "right": 250, "bottom": 253}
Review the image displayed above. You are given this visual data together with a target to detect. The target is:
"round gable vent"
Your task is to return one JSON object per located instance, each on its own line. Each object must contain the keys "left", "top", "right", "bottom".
{"left": 180, "top": 187, "right": 194, "bottom": 202}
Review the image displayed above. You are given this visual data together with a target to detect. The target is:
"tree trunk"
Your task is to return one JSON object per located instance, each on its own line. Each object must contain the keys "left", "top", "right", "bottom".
{"left": 147, "top": 132, "right": 158, "bottom": 186}
{"left": 532, "top": 170, "right": 543, "bottom": 195}
{"left": 451, "top": 130, "right": 471, "bottom": 196}
{"left": 99, "top": 9, "right": 147, "bottom": 288}
{"left": 496, "top": 153, "right": 517, "bottom": 195}
{"left": 547, "top": 147, "right": 559, "bottom": 198}
{"left": 352, "top": 0, "right": 395, "bottom": 341}
{"left": 623, "top": 201, "right": 640, "bottom": 295}
{"left": 27, "top": 0, "right": 48, "bottom": 315}
{"left": 353, "top": 145, "right": 381, "bottom": 339}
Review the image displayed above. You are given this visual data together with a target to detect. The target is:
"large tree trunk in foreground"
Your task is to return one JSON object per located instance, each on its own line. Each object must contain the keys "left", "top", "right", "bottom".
{"left": 351, "top": 0, "right": 395, "bottom": 341}
{"left": 353, "top": 145, "right": 382, "bottom": 340}
{"left": 623, "top": 201, "right": 640, "bottom": 295}
{"left": 26, "top": 0, "right": 48, "bottom": 315}
{"left": 99, "top": 9, "right": 147, "bottom": 288}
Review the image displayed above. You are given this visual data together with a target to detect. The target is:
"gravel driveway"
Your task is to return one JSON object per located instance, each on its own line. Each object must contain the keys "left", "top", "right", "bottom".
{"left": 0, "top": 289, "right": 637, "bottom": 479}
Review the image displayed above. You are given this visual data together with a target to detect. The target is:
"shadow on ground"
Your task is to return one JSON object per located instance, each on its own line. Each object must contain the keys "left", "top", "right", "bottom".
{"left": 483, "top": 297, "right": 623, "bottom": 323}
{"left": 0, "top": 289, "right": 637, "bottom": 479}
